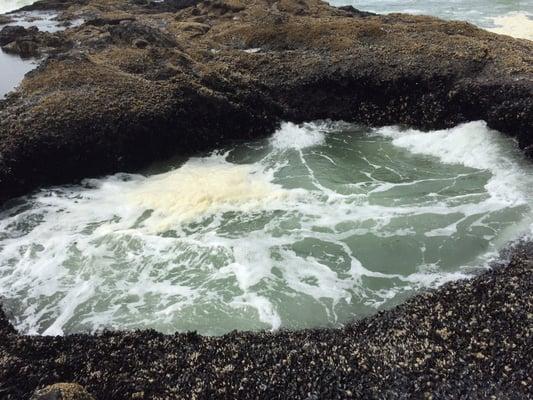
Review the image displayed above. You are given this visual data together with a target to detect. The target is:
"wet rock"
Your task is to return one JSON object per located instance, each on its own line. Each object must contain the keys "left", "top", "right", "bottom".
{"left": 30, "top": 383, "right": 94, "bottom": 400}
{"left": 2, "top": 39, "right": 41, "bottom": 57}
{"left": 0, "top": 25, "right": 71, "bottom": 57}
{"left": 0, "top": 306, "right": 16, "bottom": 335}
{"left": 337, "top": 5, "right": 375, "bottom": 17}
{"left": 0, "top": 25, "right": 35, "bottom": 46}
{"left": 210, "top": 0, "right": 246, "bottom": 14}
{"left": 107, "top": 20, "right": 177, "bottom": 47}
{"left": 0, "top": 3, "right": 530, "bottom": 399}
{"left": 143, "top": 0, "right": 202, "bottom": 12}
{"left": 18, "top": 0, "right": 90, "bottom": 12}
{"left": 0, "top": 15, "right": 14, "bottom": 25}
{"left": 132, "top": 38, "right": 148, "bottom": 48}
{"left": 84, "top": 17, "right": 136, "bottom": 27}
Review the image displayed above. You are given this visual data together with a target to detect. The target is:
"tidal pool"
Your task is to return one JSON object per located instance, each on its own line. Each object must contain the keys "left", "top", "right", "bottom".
{"left": 1, "top": 121, "right": 532, "bottom": 335}
{"left": 0, "top": 50, "right": 36, "bottom": 98}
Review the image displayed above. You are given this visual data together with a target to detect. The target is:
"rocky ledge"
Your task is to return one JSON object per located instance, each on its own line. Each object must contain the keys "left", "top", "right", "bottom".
{"left": 0, "top": 0, "right": 532, "bottom": 202}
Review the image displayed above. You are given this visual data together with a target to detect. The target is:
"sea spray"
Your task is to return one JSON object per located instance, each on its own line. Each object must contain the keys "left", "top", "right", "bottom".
{"left": 0, "top": 0, "right": 38, "bottom": 13}
{"left": 327, "top": 0, "right": 533, "bottom": 39}
{"left": 487, "top": 12, "right": 533, "bottom": 41}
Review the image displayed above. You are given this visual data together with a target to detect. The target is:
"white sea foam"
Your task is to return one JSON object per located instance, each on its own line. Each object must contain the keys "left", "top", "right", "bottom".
{"left": 125, "top": 156, "right": 287, "bottom": 232}
{"left": 0, "top": 0, "right": 36, "bottom": 14}
{"left": 373, "top": 121, "right": 531, "bottom": 206}
{"left": 271, "top": 122, "right": 327, "bottom": 150}
{"left": 486, "top": 12, "right": 533, "bottom": 41}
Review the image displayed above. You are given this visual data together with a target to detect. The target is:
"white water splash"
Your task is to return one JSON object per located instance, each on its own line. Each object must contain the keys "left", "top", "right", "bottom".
{"left": 486, "top": 12, "right": 533, "bottom": 41}
{"left": 374, "top": 121, "right": 531, "bottom": 206}
{"left": 0, "top": 0, "right": 37, "bottom": 14}
{"left": 271, "top": 122, "right": 328, "bottom": 150}
{"left": 1, "top": 121, "right": 532, "bottom": 336}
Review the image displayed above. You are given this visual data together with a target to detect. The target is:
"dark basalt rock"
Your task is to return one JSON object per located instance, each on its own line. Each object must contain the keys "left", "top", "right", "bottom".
{"left": 84, "top": 17, "right": 137, "bottom": 26}
{"left": 141, "top": 0, "right": 204, "bottom": 12}
{"left": 17, "top": 0, "right": 90, "bottom": 12}
{"left": 0, "top": 306, "right": 16, "bottom": 335}
{"left": 2, "top": 38, "right": 41, "bottom": 57}
{"left": 0, "top": 15, "right": 14, "bottom": 25}
{"left": 0, "top": 25, "right": 34, "bottom": 46}
{"left": 0, "top": 25, "right": 71, "bottom": 57}
{"left": 107, "top": 20, "right": 178, "bottom": 47}
{"left": 337, "top": 5, "right": 376, "bottom": 17}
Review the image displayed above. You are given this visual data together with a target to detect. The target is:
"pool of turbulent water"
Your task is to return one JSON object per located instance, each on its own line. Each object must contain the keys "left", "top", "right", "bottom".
{"left": 1, "top": 121, "right": 532, "bottom": 335}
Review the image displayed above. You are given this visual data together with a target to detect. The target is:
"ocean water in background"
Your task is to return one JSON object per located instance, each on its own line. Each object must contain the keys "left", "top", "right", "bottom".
{"left": 0, "top": 51, "right": 37, "bottom": 97}
{"left": 1, "top": 121, "right": 532, "bottom": 335}
{"left": 329, "top": 0, "right": 533, "bottom": 40}
{"left": 0, "top": 0, "right": 40, "bottom": 97}
{"left": 0, "top": 0, "right": 36, "bottom": 14}
{"left": 0, "top": 0, "right": 530, "bottom": 57}
{"left": 2, "top": 0, "right": 533, "bottom": 39}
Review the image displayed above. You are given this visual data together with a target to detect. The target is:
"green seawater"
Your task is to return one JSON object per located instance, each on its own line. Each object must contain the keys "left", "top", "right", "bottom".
{"left": 1, "top": 121, "right": 532, "bottom": 335}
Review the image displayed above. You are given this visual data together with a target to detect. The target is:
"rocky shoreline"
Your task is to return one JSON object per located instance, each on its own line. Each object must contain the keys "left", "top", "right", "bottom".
{"left": 0, "top": 0, "right": 531, "bottom": 202}
{"left": 0, "top": 243, "right": 531, "bottom": 399}
{"left": 0, "top": 0, "right": 532, "bottom": 399}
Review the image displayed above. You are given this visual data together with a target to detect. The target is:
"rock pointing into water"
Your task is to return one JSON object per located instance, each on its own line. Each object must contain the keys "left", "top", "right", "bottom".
{"left": 30, "top": 383, "right": 94, "bottom": 400}
{"left": 0, "top": 25, "right": 71, "bottom": 57}
{"left": 0, "top": 0, "right": 531, "bottom": 202}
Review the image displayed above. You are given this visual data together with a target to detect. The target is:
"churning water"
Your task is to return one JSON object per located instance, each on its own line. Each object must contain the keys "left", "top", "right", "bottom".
{"left": 0, "top": 0, "right": 32, "bottom": 14}
{"left": 1, "top": 121, "right": 532, "bottom": 335}
{"left": 329, "top": 0, "right": 533, "bottom": 40}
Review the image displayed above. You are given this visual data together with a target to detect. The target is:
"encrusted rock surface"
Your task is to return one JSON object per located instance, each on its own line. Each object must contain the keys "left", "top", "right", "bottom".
{"left": 0, "top": 244, "right": 531, "bottom": 399}
{"left": 0, "top": 0, "right": 532, "bottom": 202}
{"left": 0, "top": 25, "right": 71, "bottom": 57}
{"left": 30, "top": 383, "right": 94, "bottom": 400}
